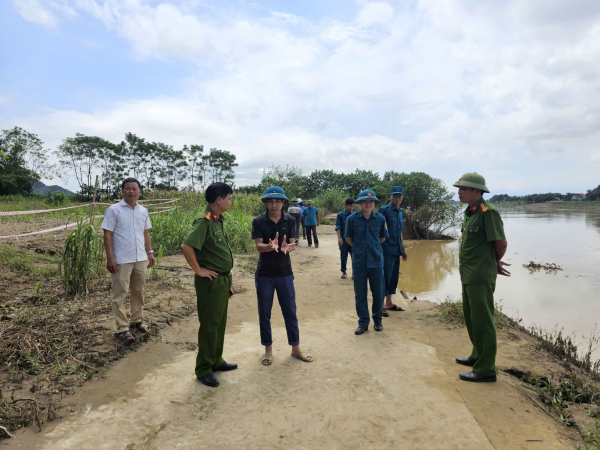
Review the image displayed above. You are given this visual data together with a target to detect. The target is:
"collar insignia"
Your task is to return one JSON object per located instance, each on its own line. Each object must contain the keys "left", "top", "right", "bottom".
{"left": 204, "top": 212, "right": 212, "bottom": 221}
{"left": 213, "top": 214, "right": 219, "bottom": 221}
{"left": 471, "top": 205, "right": 477, "bottom": 213}
{"left": 481, "top": 203, "right": 489, "bottom": 213}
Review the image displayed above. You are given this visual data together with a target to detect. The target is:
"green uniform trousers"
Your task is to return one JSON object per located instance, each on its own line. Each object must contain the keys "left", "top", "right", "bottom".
{"left": 462, "top": 283, "right": 497, "bottom": 377}
{"left": 195, "top": 274, "right": 231, "bottom": 378}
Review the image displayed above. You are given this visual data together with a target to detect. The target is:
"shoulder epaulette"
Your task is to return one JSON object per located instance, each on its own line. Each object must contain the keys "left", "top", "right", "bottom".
{"left": 481, "top": 203, "right": 489, "bottom": 213}
{"left": 204, "top": 212, "right": 212, "bottom": 221}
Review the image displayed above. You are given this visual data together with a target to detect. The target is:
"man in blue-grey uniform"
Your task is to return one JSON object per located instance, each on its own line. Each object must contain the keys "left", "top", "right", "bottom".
{"left": 335, "top": 198, "right": 355, "bottom": 279}
{"left": 379, "top": 186, "right": 408, "bottom": 316}
{"left": 345, "top": 190, "right": 388, "bottom": 335}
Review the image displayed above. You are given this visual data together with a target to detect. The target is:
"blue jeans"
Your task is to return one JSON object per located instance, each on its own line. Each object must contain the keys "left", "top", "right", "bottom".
{"left": 383, "top": 254, "right": 400, "bottom": 296}
{"left": 339, "top": 242, "right": 352, "bottom": 273}
{"left": 352, "top": 266, "right": 384, "bottom": 326}
{"left": 255, "top": 275, "right": 300, "bottom": 346}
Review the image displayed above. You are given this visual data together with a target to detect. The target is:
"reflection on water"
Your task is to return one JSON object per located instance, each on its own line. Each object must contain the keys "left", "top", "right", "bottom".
{"left": 400, "top": 206, "right": 600, "bottom": 354}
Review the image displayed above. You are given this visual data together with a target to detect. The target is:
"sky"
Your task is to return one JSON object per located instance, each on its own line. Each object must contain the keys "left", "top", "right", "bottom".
{"left": 1, "top": 0, "right": 600, "bottom": 195}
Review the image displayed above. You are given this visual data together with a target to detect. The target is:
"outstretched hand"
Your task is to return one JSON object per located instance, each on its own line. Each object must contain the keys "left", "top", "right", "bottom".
{"left": 268, "top": 232, "right": 280, "bottom": 253}
{"left": 280, "top": 235, "right": 296, "bottom": 254}
{"left": 497, "top": 260, "right": 511, "bottom": 277}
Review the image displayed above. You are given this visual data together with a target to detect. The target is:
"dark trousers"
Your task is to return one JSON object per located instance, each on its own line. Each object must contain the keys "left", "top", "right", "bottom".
{"left": 301, "top": 217, "right": 306, "bottom": 238}
{"left": 194, "top": 274, "right": 231, "bottom": 377}
{"left": 339, "top": 242, "right": 352, "bottom": 273}
{"left": 306, "top": 225, "right": 319, "bottom": 246}
{"left": 291, "top": 215, "right": 301, "bottom": 240}
{"left": 352, "top": 266, "right": 384, "bottom": 326}
{"left": 462, "top": 283, "right": 497, "bottom": 376}
{"left": 383, "top": 254, "right": 400, "bottom": 295}
{"left": 255, "top": 275, "right": 300, "bottom": 346}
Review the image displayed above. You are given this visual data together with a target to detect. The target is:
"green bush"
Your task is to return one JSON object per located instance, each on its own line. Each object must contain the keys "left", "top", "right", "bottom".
{"left": 313, "top": 189, "right": 348, "bottom": 216}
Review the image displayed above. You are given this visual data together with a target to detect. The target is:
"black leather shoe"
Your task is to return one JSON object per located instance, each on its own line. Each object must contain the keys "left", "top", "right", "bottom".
{"left": 215, "top": 362, "right": 238, "bottom": 372}
{"left": 374, "top": 323, "right": 383, "bottom": 332}
{"left": 455, "top": 357, "right": 476, "bottom": 367}
{"left": 459, "top": 371, "right": 496, "bottom": 383}
{"left": 355, "top": 325, "right": 368, "bottom": 335}
{"left": 198, "top": 372, "right": 219, "bottom": 387}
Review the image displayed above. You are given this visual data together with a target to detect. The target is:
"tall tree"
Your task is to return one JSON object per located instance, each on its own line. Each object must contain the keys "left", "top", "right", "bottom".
{"left": 56, "top": 134, "right": 115, "bottom": 199}
{"left": 183, "top": 144, "right": 204, "bottom": 192}
{"left": 207, "top": 148, "right": 238, "bottom": 185}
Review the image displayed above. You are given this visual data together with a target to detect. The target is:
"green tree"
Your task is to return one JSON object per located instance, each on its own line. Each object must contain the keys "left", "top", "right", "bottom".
{"left": 259, "top": 165, "right": 305, "bottom": 197}
{"left": 206, "top": 148, "right": 238, "bottom": 185}
{"left": 56, "top": 134, "right": 115, "bottom": 199}
{"left": 586, "top": 185, "right": 600, "bottom": 201}
{"left": 184, "top": 144, "right": 205, "bottom": 192}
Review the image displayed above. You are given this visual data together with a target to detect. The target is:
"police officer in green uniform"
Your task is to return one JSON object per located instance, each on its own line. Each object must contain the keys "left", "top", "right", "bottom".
{"left": 181, "top": 182, "right": 237, "bottom": 388}
{"left": 453, "top": 173, "right": 511, "bottom": 383}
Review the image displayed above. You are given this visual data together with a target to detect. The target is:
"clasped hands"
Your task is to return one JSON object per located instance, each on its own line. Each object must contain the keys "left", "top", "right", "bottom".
{"left": 267, "top": 232, "right": 296, "bottom": 254}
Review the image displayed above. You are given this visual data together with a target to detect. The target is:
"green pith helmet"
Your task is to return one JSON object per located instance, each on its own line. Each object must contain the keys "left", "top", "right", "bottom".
{"left": 261, "top": 186, "right": 289, "bottom": 203}
{"left": 453, "top": 172, "right": 490, "bottom": 193}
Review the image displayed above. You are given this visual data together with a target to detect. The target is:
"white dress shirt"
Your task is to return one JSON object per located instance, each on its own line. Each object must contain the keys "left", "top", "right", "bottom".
{"left": 101, "top": 199, "right": 152, "bottom": 264}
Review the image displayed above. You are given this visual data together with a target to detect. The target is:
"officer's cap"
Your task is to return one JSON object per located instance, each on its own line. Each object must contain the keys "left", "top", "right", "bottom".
{"left": 452, "top": 173, "right": 490, "bottom": 193}
{"left": 356, "top": 189, "right": 379, "bottom": 202}
{"left": 261, "top": 186, "right": 289, "bottom": 203}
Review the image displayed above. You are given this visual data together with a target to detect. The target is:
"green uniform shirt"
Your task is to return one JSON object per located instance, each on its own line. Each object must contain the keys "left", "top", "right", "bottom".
{"left": 459, "top": 198, "right": 506, "bottom": 285}
{"left": 183, "top": 206, "right": 233, "bottom": 273}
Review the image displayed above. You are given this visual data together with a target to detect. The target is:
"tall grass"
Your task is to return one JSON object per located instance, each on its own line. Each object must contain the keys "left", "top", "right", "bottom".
{"left": 148, "top": 191, "right": 262, "bottom": 255}
{"left": 60, "top": 219, "right": 105, "bottom": 295}
{"left": 313, "top": 189, "right": 348, "bottom": 216}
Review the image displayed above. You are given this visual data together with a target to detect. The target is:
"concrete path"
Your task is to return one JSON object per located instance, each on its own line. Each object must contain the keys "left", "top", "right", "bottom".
{"left": 19, "top": 227, "right": 495, "bottom": 450}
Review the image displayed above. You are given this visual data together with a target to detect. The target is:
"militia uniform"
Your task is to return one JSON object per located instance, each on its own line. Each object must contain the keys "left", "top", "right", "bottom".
{"left": 335, "top": 208, "right": 353, "bottom": 274}
{"left": 379, "top": 186, "right": 406, "bottom": 306}
{"left": 454, "top": 173, "right": 506, "bottom": 381}
{"left": 182, "top": 205, "right": 233, "bottom": 379}
{"left": 345, "top": 190, "right": 389, "bottom": 333}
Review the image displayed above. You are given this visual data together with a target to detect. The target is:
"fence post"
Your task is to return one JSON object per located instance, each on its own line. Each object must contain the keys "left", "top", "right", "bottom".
{"left": 90, "top": 175, "right": 99, "bottom": 223}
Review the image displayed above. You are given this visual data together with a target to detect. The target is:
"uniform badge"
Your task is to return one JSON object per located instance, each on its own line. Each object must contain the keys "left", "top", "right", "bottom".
{"left": 471, "top": 206, "right": 477, "bottom": 213}
{"left": 204, "top": 212, "right": 212, "bottom": 221}
{"left": 481, "top": 203, "right": 489, "bottom": 213}
{"left": 367, "top": 192, "right": 372, "bottom": 196}
{"left": 213, "top": 214, "right": 219, "bottom": 221}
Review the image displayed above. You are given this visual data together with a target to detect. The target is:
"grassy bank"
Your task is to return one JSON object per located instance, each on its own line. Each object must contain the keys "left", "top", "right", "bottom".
{"left": 437, "top": 297, "right": 600, "bottom": 448}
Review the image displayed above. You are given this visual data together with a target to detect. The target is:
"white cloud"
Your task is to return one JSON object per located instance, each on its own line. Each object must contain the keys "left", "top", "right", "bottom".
{"left": 7, "top": 0, "right": 600, "bottom": 193}
{"left": 13, "top": 0, "right": 59, "bottom": 27}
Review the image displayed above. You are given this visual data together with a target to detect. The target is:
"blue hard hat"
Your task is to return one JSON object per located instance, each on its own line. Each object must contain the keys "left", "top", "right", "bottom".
{"left": 390, "top": 186, "right": 405, "bottom": 195}
{"left": 356, "top": 189, "right": 379, "bottom": 202}
{"left": 261, "top": 186, "right": 289, "bottom": 203}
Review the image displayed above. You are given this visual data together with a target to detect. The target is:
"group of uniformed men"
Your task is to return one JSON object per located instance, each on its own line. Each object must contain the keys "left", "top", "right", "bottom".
{"left": 101, "top": 172, "right": 509, "bottom": 388}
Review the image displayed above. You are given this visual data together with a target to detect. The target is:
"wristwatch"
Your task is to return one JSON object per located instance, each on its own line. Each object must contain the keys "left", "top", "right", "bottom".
{"left": 147, "top": 250, "right": 154, "bottom": 254}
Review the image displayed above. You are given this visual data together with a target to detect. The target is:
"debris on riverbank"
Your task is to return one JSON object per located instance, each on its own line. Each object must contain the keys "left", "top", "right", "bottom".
{"left": 524, "top": 261, "right": 563, "bottom": 272}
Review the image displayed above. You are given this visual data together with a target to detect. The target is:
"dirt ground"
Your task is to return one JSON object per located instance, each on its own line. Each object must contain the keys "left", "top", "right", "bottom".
{"left": 2, "top": 225, "right": 583, "bottom": 449}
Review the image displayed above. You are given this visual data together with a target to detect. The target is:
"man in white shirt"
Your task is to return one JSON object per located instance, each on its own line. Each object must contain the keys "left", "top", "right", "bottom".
{"left": 101, "top": 178, "right": 156, "bottom": 343}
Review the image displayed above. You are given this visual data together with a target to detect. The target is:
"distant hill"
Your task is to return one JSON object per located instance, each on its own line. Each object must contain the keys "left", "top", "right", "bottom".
{"left": 33, "top": 181, "right": 75, "bottom": 197}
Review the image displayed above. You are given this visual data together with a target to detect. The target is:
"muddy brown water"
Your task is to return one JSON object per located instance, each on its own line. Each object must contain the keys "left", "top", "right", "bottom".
{"left": 401, "top": 205, "right": 600, "bottom": 356}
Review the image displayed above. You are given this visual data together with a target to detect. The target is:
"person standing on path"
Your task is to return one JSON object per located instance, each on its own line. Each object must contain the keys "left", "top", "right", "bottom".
{"left": 180, "top": 182, "right": 238, "bottom": 388}
{"left": 379, "top": 186, "right": 408, "bottom": 316}
{"left": 101, "top": 178, "right": 156, "bottom": 344}
{"left": 299, "top": 199, "right": 307, "bottom": 240}
{"left": 302, "top": 200, "right": 320, "bottom": 247}
{"left": 345, "top": 190, "right": 389, "bottom": 335}
{"left": 288, "top": 199, "right": 303, "bottom": 247}
{"left": 252, "top": 186, "right": 313, "bottom": 366}
{"left": 453, "top": 173, "right": 510, "bottom": 383}
{"left": 336, "top": 198, "right": 355, "bottom": 279}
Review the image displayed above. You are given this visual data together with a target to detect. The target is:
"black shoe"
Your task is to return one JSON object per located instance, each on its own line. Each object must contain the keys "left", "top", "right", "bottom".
{"left": 308, "top": 244, "right": 312, "bottom": 247}
{"left": 459, "top": 371, "right": 496, "bottom": 383}
{"left": 315, "top": 245, "right": 319, "bottom": 248}
{"left": 198, "top": 372, "right": 219, "bottom": 387}
{"left": 455, "top": 357, "right": 476, "bottom": 367}
{"left": 374, "top": 323, "right": 383, "bottom": 332}
{"left": 355, "top": 325, "right": 368, "bottom": 335}
{"left": 215, "top": 362, "right": 238, "bottom": 372}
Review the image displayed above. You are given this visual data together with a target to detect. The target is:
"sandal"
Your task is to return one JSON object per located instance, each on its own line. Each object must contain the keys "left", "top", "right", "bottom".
{"left": 115, "top": 330, "right": 135, "bottom": 343}
{"left": 341, "top": 273, "right": 347, "bottom": 279}
{"left": 387, "top": 304, "right": 406, "bottom": 312}
{"left": 382, "top": 309, "right": 389, "bottom": 317}
{"left": 291, "top": 353, "right": 313, "bottom": 363}
{"left": 261, "top": 354, "right": 273, "bottom": 366}
{"left": 132, "top": 322, "right": 150, "bottom": 333}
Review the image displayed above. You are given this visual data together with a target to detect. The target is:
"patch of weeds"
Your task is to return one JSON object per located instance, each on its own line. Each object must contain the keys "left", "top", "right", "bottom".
{"left": 436, "top": 296, "right": 511, "bottom": 331}
{"left": 578, "top": 418, "right": 600, "bottom": 449}
{"left": 524, "top": 261, "right": 563, "bottom": 273}
{"left": 23, "top": 351, "right": 43, "bottom": 375}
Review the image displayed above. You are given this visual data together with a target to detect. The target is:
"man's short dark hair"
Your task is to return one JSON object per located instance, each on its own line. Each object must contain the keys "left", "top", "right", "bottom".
{"left": 206, "top": 182, "right": 233, "bottom": 203}
{"left": 122, "top": 178, "right": 141, "bottom": 190}
{"left": 345, "top": 198, "right": 355, "bottom": 205}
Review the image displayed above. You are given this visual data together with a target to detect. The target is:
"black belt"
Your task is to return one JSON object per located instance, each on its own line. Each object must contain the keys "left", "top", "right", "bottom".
{"left": 216, "top": 271, "right": 231, "bottom": 276}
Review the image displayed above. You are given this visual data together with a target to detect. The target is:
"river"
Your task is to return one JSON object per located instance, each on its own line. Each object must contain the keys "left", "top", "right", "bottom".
{"left": 401, "top": 204, "right": 600, "bottom": 353}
